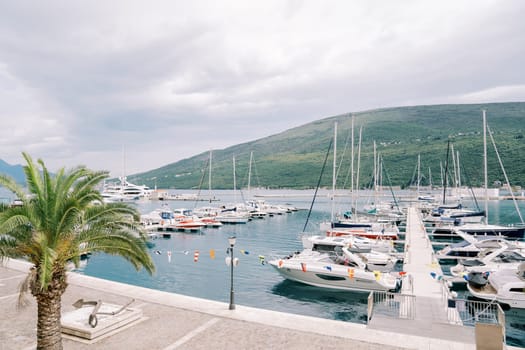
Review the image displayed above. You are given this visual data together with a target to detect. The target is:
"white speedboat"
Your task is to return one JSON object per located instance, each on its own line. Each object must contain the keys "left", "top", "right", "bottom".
{"left": 269, "top": 246, "right": 401, "bottom": 292}
{"left": 141, "top": 205, "right": 206, "bottom": 232}
{"left": 269, "top": 237, "right": 401, "bottom": 291}
{"left": 301, "top": 234, "right": 396, "bottom": 254}
{"left": 214, "top": 206, "right": 250, "bottom": 224}
{"left": 432, "top": 224, "right": 525, "bottom": 240}
{"left": 435, "top": 230, "right": 524, "bottom": 260}
{"left": 466, "top": 263, "right": 525, "bottom": 309}
{"left": 450, "top": 243, "right": 525, "bottom": 277}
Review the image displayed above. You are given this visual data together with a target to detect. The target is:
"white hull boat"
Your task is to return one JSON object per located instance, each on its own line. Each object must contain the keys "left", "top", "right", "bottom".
{"left": 450, "top": 243, "right": 525, "bottom": 277}
{"left": 269, "top": 250, "right": 401, "bottom": 292}
{"left": 466, "top": 263, "right": 525, "bottom": 309}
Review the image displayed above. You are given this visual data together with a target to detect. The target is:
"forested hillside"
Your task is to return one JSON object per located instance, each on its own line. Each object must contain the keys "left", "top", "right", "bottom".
{"left": 127, "top": 102, "right": 525, "bottom": 190}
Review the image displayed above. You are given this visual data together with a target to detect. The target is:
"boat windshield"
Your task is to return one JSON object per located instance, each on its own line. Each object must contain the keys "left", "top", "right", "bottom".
{"left": 493, "top": 252, "right": 525, "bottom": 263}
{"left": 313, "top": 244, "right": 337, "bottom": 253}
{"left": 451, "top": 240, "right": 470, "bottom": 248}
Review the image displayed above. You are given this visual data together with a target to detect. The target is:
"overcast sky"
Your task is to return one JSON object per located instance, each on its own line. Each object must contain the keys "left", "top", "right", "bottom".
{"left": 1, "top": 1, "right": 524, "bottom": 176}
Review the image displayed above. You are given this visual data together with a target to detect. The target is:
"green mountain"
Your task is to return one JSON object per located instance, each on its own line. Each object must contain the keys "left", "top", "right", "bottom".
{"left": 127, "top": 102, "right": 525, "bottom": 190}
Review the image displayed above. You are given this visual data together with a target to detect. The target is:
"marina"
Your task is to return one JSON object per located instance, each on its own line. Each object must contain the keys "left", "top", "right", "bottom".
{"left": 1, "top": 187, "right": 524, "bottom": 348}
{"left": 74, "top": 189, "right": 525, "bottom": 348}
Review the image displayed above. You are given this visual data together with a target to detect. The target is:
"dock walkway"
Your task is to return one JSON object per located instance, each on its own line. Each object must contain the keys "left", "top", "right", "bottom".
{"left": 368, "top": 207, "right": 475, "bottom": 343}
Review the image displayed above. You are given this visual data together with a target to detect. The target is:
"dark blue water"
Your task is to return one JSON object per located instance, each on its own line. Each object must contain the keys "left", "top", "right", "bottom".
{"left": 79, "top": 190, "right": 525, "bottom": 346}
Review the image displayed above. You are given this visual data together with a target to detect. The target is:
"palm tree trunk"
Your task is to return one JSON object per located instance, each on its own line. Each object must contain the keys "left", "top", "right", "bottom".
{"left": 36, "top": 292, "right": 63, "bottom": 350}
{"left": 32, "top": 271, "right": 67, "bottom": 350}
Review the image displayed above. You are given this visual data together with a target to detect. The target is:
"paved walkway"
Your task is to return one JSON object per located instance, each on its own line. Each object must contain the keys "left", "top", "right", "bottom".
{"left": 0, "top": 260, "right": 472, "bottom": 350}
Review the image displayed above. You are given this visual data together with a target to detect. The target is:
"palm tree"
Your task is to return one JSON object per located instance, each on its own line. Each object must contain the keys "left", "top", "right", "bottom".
{"left": 0, "top": 153, "right": 155, "bottom": 350}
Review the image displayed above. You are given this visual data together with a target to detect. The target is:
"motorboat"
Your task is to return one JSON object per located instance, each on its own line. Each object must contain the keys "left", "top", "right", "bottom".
{"left": 301, "top": 234, "right": 396, "bottom": 255}
{"left": 466, "top": 263, "right": 525, "bottom": 309}
{"left": 248, "top": 199, "right": 290, "bottom": 216}
{"left": 199, "top": 217, "right": 223, "bottom": 228}
{"left": 214, "top": 206, "right": 250, "bottom": 224}
{"left": 324, "top": 226, "right": 399, "bottom": 240}
{"left": 269, "top": 248, "right": 402, "bottom": 292}
{"left": 435, "top": 230, "right": 524, "bottom": 260}
{"left": 424, "top": 203, "right": 485, "bottom": 224}
{"left": 431, "top": 223, "right": 525, "bottom": 240}
{"left": 101, "top": 177, "right": 152, "bottom": 202}
{"left": 170, "top": 208, "right": 206, "bottom": 231}
{"left": 140, "top": 204, "right": 176, "bottom": 225}
{"left": 450, "top": 243, "right": 525, "bottom": 277}
{"left": 141, "top": 205, "right": 206, "bottom": 232}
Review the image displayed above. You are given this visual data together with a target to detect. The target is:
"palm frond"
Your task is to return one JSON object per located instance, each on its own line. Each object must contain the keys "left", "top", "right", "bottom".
{"left": 0, "top": 174, "right": 27, "bottom": 203}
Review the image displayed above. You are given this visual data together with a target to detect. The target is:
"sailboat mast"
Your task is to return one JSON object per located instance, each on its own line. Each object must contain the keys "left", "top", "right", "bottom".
{"left": 442, "top": 140, "right": 451, "bottom": 205}
{"left": 373, "top": 141, "right": 377, "bottom": 193}
{"left": 440, "top": 162, "right": 444, "bottom": 189}
{"left": 248, "top": 151, "right": 253, "bottom": 193}
{"left": 355, "top": 125, "right": 363, "bottom": 218}
{"left": 483, "top": 110, "right": 489, "bottom": 224}
{"left": 451, "top": 143, "right": 457, "bottom": 188}
{"left": 331, "top": 122, "right": 337, "bottom": 223}
{"left": 456, "top": 151, "right": 461, "bottom": 188}
{"left": 208, "top": 150, "right": 213, "bottom": 202}
{"left": 417, "top": 154, "right": 421, "bottom": 194}
{"left": 233, "top": 155, "right": 237, "bottom": 204}
{"left": 351, "top": 115, "right": 354, "bottom": 197}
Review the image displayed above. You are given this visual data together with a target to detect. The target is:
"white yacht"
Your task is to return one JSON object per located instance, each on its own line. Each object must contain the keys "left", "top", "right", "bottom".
{"left": 450, "top": 243, "right": 525, "bottom": 277}
{"left": 431, "top": 223, "right": 525, "bottom": 240}
{"left": 101, "top": 177, "right": 152, "bottom": 202}
{"left": 466, "top": 263, "right": 525, "bottom": 309}
{"left": 435, "top": 230, "right": 525, "bottom": 260}
{"left": 269, "top": 247, "right": 402, "bottom": 292}
{"left": 302, "top": 234, "right": 396, "bottom": 255}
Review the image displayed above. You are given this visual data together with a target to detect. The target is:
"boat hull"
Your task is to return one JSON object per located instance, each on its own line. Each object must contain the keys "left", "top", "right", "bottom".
{"left": 269, "top": 259, "right": 400, "bottom": 292}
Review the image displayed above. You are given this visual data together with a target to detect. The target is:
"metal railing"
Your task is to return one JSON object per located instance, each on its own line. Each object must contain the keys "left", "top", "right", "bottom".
{"left": 367, "top": 291, "right": 416, "bottom": 321}
{"left": 445, "top": 297, "right": 505, "bottom": 328}
{"left": 439, "top": 279, "right": 506, "bottom": 344}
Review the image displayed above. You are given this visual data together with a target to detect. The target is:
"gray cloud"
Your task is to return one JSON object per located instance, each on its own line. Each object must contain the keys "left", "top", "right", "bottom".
{"left": 0, "top": 0, "right": 524, "bottom": 175}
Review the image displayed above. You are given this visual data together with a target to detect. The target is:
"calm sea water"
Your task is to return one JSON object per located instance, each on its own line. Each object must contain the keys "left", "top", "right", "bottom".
{"left": 76, "top": 189, "right": 525, "bottom": 346}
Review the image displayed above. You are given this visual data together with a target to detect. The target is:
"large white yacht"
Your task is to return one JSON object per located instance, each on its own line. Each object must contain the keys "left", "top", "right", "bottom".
{"left": 101, "top": 177, "right": 152, "bottom": 202}
{"left": 269, "top": 241, "right": 401, "bottom": 292}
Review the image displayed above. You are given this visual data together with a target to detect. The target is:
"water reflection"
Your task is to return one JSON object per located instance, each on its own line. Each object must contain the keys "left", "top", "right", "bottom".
{"left": 271, "top": 280, "right": 369, "bottom": 323}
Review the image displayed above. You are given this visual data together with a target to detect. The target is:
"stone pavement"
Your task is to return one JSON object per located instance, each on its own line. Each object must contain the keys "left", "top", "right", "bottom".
{"left": 0, "top": 259, "right": 517, "bottom": 350}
